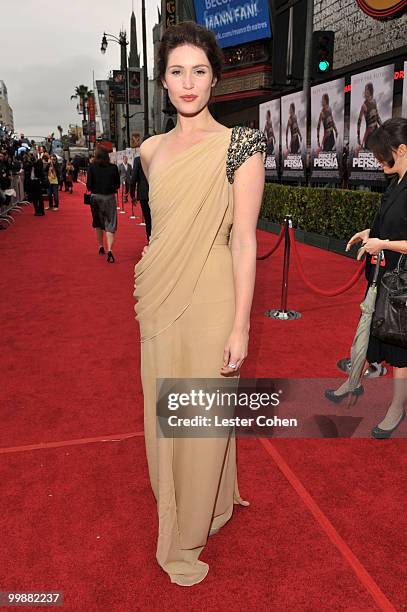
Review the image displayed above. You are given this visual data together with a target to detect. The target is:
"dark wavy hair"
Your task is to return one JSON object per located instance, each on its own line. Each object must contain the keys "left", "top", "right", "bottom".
{"left": 156, "top": 21, "right": 224, "bottom": 88}
{"left": 94, "top": 145, "right": 110, "bottom": 167}
{"left": 367, "top": 118, "right": 407, "bottom": 168}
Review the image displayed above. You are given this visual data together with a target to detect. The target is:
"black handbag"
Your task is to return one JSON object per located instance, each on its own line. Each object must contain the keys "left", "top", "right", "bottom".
{"left": 371, "top": 254, "right": 407, "bottom": 348}
{"left": 84, "top": 192, "right": 92, "bottom": 205}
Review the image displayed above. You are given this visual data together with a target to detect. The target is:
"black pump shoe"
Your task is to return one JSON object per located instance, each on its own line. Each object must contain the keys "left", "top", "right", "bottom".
{"left": 372, "top": 410, "right": 406, "bottom": 439}
{"left": 324, "top": 385, "right": 364, "bottom": 405}
{"left": 107, "top": 251, "right": 115, "bottom": 263}
{"left": 99, "top": 246, "right": 105, "bottom": 255}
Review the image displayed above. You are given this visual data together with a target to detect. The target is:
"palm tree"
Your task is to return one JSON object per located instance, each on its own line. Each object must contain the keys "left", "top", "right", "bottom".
{"left": 71, "top": 85, "right": 90, "bottom": 146}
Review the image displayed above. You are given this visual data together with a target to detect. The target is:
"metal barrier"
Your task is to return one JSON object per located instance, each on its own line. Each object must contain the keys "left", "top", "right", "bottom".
{"left": 0, "top": 172, "right": 31, "bottom": 229}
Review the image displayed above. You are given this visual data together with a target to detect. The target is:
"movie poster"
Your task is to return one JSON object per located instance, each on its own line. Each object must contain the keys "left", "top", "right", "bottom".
{"left": 402, "top": 60, "right": 407, "bottom": 118}
{"left": 349, "top": 64, "right": 394, "bottom": 184}
{"left": 281, "top": 91, "right": 307, "bottom": 181}
{"left": 259, "top": 99, "right": 280, "bottom": 179}
{"left": 310, "top": 78, "right": 345, "bottom": 182}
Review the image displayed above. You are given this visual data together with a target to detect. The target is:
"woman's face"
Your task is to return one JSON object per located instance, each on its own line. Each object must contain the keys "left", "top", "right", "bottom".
{"left": 162, "top": 44, "right": 216, "bottom": 117}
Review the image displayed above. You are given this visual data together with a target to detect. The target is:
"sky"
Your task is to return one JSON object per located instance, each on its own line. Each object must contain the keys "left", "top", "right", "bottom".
{"left": 1, "top": 0, "right": 160, "bottom": 138}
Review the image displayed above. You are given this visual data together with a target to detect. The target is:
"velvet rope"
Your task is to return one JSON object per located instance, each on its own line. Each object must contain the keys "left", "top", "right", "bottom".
{"left": 289, "top": 228, "right": 365, "bottom": 297}
{"left": 256, "top": 223, "right": 286, "bottom": 260}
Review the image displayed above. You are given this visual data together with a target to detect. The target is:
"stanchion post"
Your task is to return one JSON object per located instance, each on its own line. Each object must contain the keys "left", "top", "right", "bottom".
{"left": 281, "top": 216, "right": 290, "bottom": 312}
{"left": 119, "top": 180, "right": 127, "bottom": 214}
{"left": 265, "top": 215, "right": 302, "bottom": 321}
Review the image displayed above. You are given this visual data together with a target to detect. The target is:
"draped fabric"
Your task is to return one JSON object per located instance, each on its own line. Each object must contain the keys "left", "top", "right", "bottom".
{"left": 133, "top": 129, "right": 233, "bottom": 342}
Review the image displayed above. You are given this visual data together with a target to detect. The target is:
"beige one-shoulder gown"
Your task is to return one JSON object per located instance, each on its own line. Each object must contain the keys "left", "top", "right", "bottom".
{"left": 133, "top": 126, "right": 267, "bottom": 586}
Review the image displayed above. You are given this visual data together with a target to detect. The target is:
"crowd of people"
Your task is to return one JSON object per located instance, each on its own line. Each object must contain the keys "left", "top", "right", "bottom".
{"left": 0, "top": 131, "right": 83, "bottom": 219}
{"left": 1, "top": 127, "right": 151, "bottom": 245}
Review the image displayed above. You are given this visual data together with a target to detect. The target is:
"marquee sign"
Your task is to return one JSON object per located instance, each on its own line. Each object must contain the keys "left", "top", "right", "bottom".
{"left": 356, "top": 0, "right": 407, "bottom": 19}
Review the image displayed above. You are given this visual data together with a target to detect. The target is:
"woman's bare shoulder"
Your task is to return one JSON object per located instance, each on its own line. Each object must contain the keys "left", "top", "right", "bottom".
{"left": 140, "top": 135, "right": 164, "bottom": 163}
{"left": 140, "top": 135, "right": 164, "bottom": 178}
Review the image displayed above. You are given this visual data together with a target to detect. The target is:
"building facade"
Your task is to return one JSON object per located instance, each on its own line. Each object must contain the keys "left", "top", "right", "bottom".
{"left": 151, "top": 0, "right": 407, "bottom": 134}
{"left": 314, "top": 0, "right": 407, "bottom": 71}
{"left": 0, "top": 81, "right": 14, "bottom": 131}
{"left": 152, "top": 0, "right": 296, "bottom": 132}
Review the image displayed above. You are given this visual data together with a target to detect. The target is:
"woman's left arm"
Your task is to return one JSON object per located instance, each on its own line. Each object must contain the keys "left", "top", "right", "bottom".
{"left": 221, "top": 152, "right": 265, "bottom": 375}
{"left": 363, "top": 238, "right": 407, "bottom": 255}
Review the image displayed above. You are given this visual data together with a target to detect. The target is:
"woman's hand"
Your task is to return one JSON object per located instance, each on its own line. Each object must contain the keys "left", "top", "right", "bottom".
{"left": 141, "top": 243, "right": 149, "bottom": 257}
{"left": 363, "top": 238, "right": 386, "bottom": 255}
{"left": 220, "top": 328, "right": 249, "bottom": 375}
{"left": 346, "top": 228, "right": 370, "bottom": 252}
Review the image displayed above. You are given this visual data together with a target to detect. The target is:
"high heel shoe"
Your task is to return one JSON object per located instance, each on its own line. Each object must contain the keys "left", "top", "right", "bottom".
{"left": 371, "top": 410, "right": 406, "bottom": 439}
{"left": 107, "top": 251, "right": 115, "bottom": 263}
{"left": 324, "top": 385, "right": 364, "bottom": 405}
{"left": 99, "top": 246, "right": 105, "bottom": 255}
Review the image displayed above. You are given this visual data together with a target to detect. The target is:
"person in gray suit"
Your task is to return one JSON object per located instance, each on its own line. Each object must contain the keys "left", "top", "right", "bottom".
{"left": 118, "top": 154, "right": 132, "bottom": 202}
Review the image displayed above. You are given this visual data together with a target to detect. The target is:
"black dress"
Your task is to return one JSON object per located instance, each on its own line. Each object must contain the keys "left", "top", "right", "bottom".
{"left": 366, "top": 171, "right": 407, "bottom": 367}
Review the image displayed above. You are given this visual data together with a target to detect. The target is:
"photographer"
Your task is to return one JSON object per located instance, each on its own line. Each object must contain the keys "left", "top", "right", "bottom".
{"left": 44, "top": 154, "right": 61, "bottom": 210}
{"left": 27, "top": 153, "right": 46, "bottom": 216}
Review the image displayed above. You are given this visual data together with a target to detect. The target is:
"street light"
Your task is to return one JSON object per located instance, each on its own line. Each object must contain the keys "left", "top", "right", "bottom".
{"left": 100, "top": 31, "right": 130, "bottom": 148}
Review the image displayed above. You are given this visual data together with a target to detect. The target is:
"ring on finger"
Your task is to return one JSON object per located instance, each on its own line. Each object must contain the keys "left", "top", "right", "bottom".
{"left": 228, "top": 362, "right": 237, "bottom": 369}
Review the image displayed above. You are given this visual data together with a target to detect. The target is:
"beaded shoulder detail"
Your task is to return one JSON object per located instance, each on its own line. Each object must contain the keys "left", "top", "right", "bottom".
{"left": 226, "top": 126, "right": 267, "bottom": 184}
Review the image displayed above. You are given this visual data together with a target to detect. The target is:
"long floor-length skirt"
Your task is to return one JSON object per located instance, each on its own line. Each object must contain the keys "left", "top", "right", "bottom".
{"left": 140, "top": 242, "right": 248, "bottom": 586}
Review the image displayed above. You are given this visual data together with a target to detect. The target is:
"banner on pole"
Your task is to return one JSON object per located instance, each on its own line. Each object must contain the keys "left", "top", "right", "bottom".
{"left": 112, "top": 70, "right": 126, "bottom": 104}
{"left": 108, "top": 86, "right": 116, "bottom": 142}
{"left": 129, "top": 69, "right": 141, "bottom": 105}
{"left": 87, "top": 92, "right": 96, "bottom": 144}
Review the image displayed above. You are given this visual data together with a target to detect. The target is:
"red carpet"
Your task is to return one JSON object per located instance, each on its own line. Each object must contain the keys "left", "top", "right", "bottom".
{"left": 0, "top": 184, "right": 405, "bottom": 611}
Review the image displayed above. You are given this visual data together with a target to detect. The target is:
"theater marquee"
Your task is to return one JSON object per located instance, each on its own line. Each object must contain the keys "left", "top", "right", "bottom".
{"left": 356, "top": 0, "right": 407, "bottom": 19}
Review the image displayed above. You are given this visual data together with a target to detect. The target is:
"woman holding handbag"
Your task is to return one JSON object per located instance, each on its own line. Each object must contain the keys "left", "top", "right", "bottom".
{"left": 86, "top": 146, "right": 120, "bottom": 262}
{"left": 344, "top": 118, "right": 407, "bottom": 438}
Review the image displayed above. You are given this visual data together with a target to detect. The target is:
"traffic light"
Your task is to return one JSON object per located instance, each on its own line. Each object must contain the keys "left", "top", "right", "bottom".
{"left": 312, "top": 31, "right": 334, "bottom": 79}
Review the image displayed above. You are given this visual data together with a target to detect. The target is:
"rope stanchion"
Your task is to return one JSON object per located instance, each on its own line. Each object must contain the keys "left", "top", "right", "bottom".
{"left": 265, "top": 216, "right": 302, "bottom": 321}
{"left": 289, "top": 227, "right": 365, "bottom": 297}
{"left": 119, "top": 181, "right": 127, "bottom": 214}
{"left": 256, "top": 223, "right": 286, "bottom": 260}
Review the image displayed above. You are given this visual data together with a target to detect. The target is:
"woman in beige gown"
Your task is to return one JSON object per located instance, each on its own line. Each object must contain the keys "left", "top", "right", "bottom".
{"left": 133, "top": 21, "right": 267, "bottom": 586}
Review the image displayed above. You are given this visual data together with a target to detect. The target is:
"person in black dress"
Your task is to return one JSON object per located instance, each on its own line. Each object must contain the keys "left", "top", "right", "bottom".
{"left": 343, "top": 118, "right": 407, "bottom": 438}
{"left": 86, "top": 146, "right": 120, "bottom": 263}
